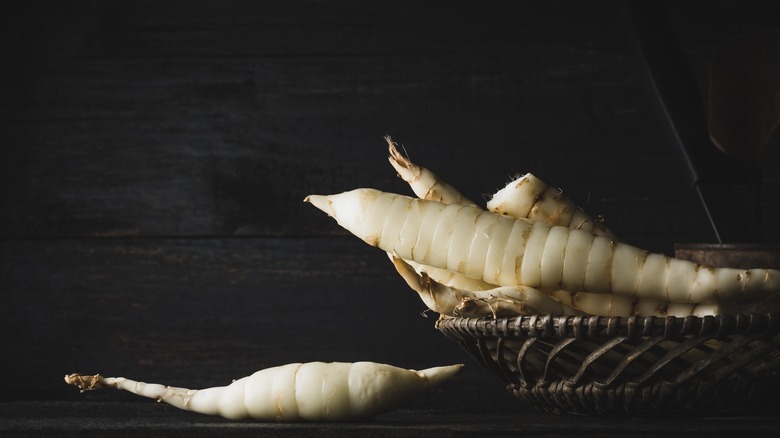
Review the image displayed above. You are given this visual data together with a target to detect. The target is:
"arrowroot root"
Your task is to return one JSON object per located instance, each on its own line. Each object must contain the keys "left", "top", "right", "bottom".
{"left": 65, "top": 361, "right": 462, "bottom": 422}
{"left": 306, "top": 138, "right": 780, "bottom": 318}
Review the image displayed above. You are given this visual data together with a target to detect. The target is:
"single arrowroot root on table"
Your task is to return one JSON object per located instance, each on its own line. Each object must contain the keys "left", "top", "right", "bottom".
{"left": 306, "top": 188, "right": 780, "bottom": 305}
{"left": 65, "top": 361, "right": 462, "bottom": 422}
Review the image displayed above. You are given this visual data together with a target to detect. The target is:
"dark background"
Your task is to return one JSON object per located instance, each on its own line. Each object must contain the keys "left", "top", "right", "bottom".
{"left": 1, "top": 0, "right": 779, "bottom": 421}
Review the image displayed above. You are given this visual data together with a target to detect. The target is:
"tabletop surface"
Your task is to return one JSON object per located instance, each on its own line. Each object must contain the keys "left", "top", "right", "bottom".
{"left": 2, "top": 400, "right": 780, "bottom": 438}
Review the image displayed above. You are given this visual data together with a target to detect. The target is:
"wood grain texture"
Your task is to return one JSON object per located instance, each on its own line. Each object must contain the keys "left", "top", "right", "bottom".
{"left": 1, "top": 1, "right": 619, "bottom": 58}
{"left": 1, "top": 0, "right": 779, "bottom": 414}
{"left": 4, "top": 401, "right": 780, "bottom": 437}
{"left": 0, "top": 0, "right": 740, "bottom": 249}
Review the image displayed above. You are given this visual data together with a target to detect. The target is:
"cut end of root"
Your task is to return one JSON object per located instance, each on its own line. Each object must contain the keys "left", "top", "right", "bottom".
{"left": 65, "top": 373, "right": 106, "bottom": 391}
{"left": 304, "top": 194, "right": 336, "bottom": 217}
{"left": 387, "top": 138, "right": 410, "bottom": 167}
{"left": 386, "top": 137, "right": 421, "bottom": 183}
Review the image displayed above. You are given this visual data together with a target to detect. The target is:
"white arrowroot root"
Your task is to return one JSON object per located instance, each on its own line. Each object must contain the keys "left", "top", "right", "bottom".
{"left": 454, "top": 295, "right": 575, "bottom": 319}
{"left": 65, "top": 361, "right": 462, "bottom": 422}
{"left": 487, "top": 173, "right": 617, "bottom": 240}
{"left": 402, "top": 256, "right": 497, "bottom": 292}
{"left": 390, "top": 254, "right": 582, "bottom": 317}
{"left": 399, "top": 243, "right": 730, "bottom": 318}
{"left": 548, "top": 290, "right": 732, "bottom": 318}
{"left": 387, "top": 138, "right": 498, "bottom": 291}
{"left": 306, "top": 189, "right": 780, "bottom": 305}
{"left": 386, "top": 135, "right": 477, "bottom": 207}
{"left": 384, "top": 144, "right": 628, "bottom": 317}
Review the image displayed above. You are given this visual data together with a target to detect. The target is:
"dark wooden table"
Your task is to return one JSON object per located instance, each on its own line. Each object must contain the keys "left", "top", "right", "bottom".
{"left": 4, "top": 401, "right": 780, "bottom": 438}
{"left": 3, "top": 1, "right": 779, "bottom": 435}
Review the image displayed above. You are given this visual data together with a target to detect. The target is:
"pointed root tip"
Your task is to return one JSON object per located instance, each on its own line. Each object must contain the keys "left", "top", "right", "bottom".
{"left": 304, "top": 194, "right": 336, "bottom": 217}
{"left": 417, "top": 364, "right": 464, "bottom": 387}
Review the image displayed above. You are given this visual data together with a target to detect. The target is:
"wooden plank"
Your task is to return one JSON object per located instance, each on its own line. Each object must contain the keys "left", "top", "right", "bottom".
{"left": 0, "top": 236, "right": 516, "bottom": 404}
{"left": 0, "top": 0, "right": 704, "bottom": 246}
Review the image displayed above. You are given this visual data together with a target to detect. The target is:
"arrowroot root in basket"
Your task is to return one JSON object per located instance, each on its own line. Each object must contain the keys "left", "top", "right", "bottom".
{"left": 306, "top": 137, "right": 780, "bottom": 319}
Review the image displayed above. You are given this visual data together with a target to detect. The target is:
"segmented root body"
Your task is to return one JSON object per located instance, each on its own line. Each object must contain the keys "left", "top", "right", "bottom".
{"left": 402, "top": 258, "right": 497, "bottom": 292}
{"left": 306, "top": 189, "right": 780, "bottom": 304}
{"left": 386, "top": 142, "right": 496, "bottom": 292}
{"left": 390, "top": 254, "right": 582, "bottom": 317}
{"left": 65, "top": 362, "right": 462, "bottom": 422}
{"left": 548, "top": 290, "right": 735, "bottom": 317}
{"left": 455, "top": 287, "right": 583, "bottom": 318}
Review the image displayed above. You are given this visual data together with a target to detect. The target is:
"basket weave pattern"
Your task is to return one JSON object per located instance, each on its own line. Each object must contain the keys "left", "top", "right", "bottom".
{"left": 437, "top": 314, "right": 780, "bottom": 415}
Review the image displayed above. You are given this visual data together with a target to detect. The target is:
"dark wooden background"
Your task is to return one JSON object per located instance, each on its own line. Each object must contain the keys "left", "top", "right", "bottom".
{"left": 1, "top": 0, "right": 779, "bottom": 425}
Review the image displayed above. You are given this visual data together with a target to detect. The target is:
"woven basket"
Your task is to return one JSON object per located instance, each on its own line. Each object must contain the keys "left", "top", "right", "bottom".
{"left": 436, "top": 314, "right": 780, "bottom": 416}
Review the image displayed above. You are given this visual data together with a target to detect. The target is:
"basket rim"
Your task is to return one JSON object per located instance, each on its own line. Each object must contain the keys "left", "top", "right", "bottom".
{"left": 435, "top": 313, "right": 780, "bottom": 341}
